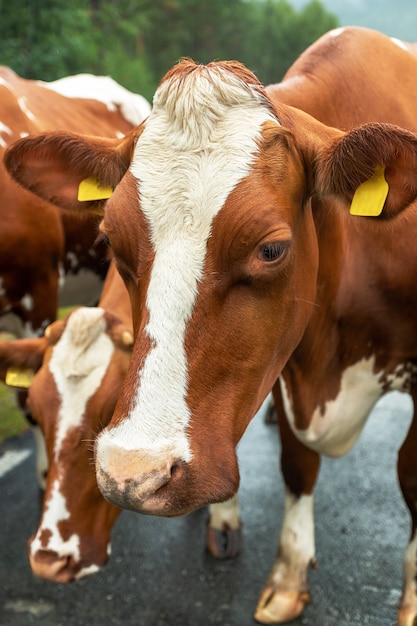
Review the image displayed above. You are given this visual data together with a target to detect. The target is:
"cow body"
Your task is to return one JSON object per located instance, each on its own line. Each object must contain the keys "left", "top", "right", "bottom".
{"left": 4, "top": 26, "right": 417, "bottom": 625}
{"left": 0, "top": 67, "right": 150, "bottom": 338}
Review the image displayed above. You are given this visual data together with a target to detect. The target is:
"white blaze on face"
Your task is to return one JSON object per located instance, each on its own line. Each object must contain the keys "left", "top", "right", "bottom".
{"left": 30, "top": 476, "right": 101, "bottom": 578}
{"left": 106, "top": 65, "right": 278, "bottom": 459}
{"left": 49, "top": 307, "right": 114, "bottom": 459}
{"left": 29, "top": 308, "right": 115, "bottom": 570}
{"left": 30, "top": 479, "right": 80, "bottom": 557}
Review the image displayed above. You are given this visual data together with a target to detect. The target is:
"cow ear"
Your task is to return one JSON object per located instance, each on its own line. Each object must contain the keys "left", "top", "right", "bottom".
{"left": 4, "top": 127, "right": 140, "bottom": 217}
{"left": 0, "top": 336, "right": 48, "bottom": 384}
{"left": 314, "top": 123, "right": 417, "bottom": 219}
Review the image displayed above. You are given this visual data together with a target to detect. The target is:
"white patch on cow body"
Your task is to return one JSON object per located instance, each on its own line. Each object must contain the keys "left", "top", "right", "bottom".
{"left": 18, "top": 96, "right": 36, "bottom": 121}
{"left": 327, "top": 27, "right": 346, "bottom": 39}
{"left": 103, "top": 65, "right": 277, "bottom": 460}
{"left": 49, "top": 307, "right": 114, "bottom": 459}
{"left": 40, "top": 74, "right": 151, "bottom": 127}
{"left": 391, "top": 37, "right": 409, "bottom": 52}
{"left": 20, "top": 293, "right": 34, "bottom": 311}
{"left": 281, "top": 356, "right": 411, "bottom": 458}
{"left": 0, "top": 121, "right": 12, "bottom": 148}
{"left": 65, "top": 251, "right": 79, "bottom": 269}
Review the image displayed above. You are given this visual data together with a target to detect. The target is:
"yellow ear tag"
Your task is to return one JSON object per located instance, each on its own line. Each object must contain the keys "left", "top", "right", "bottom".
{"left": 5, "top": 366, "right": 34, "bottom": 388}
{"left": 350, "top": 165, "right": 389, "bottom": 217}
{"left": 78, "top": 177, "right": 113, "bottom": 202}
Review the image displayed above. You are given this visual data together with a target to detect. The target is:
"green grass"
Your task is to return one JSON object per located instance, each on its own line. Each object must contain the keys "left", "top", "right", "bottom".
{"left": 0, "top": 382, "right": 28, "bottom": 442}
{"left": 0, "top": 307, "right": 77, "bottom": 444}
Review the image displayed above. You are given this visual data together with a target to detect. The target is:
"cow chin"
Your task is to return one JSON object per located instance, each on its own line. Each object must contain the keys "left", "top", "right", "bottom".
{"left": 96, "top": 458, "right": 240, "bottom": 518}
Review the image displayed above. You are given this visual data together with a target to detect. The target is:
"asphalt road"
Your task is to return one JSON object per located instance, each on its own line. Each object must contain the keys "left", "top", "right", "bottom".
{"left": 0, "top": 392, "right": 412, "bottom": 626}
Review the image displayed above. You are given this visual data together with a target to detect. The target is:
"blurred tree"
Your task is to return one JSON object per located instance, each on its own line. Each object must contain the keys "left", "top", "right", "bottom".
{"left": 0, "top": 0, "right": 96, "bottom": 78}
{"left": 242, "top": 0, "right": 338, "bottom": 84}
{"left": 0, "top": 0, "right": 338, "bottom": 100}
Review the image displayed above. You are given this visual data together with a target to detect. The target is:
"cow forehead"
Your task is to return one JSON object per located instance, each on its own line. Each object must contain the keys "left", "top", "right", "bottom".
{"left": 105, "top": 65, "right": 278, "bottom": 453}
{"left": 48, "top": 307, "right": 115, "bottom": 458}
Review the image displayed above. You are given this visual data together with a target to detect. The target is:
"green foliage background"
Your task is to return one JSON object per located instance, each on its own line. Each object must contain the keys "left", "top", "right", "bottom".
{"left": 0, "top": 0, "right": 338, "bottom": 101}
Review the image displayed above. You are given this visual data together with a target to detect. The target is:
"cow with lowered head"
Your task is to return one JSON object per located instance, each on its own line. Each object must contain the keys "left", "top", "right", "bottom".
{"left": 0, "top": 261, "right": 241, "bottom": 581}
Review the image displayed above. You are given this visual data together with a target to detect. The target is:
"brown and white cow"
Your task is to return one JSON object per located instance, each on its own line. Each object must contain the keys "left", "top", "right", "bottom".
{"left": 0, "top": 67, "right": 150, "bottom": 339}
{"left": 0, "top": 261, "right": 240, "bottom": 581}
{"left": 4, "top": 26, "right": 417, "bottom": 625}
{"left": 0, "top": 263, "right": 132, "bottom": 580}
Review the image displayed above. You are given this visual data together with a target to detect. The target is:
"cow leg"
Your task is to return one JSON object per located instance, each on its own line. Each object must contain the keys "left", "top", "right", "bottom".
{"left": 397, "top": 399, "right": 417, "bottom": 626}
{"left": 206, "top": 493, "right": 242, "bottom": 558}
{"left": 255, "top": 399, "right": 320, "bottom": 624}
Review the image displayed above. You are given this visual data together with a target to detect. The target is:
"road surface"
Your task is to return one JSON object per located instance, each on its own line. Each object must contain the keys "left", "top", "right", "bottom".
{"left": 0, "top": 392, "right": 412, "bottom": 625}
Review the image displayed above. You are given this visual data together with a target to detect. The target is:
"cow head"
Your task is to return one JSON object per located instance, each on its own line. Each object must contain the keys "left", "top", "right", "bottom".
{"left": 0, "top": 306, "right": 133, "bottom": 581}
{"left": 5, "top": 60, "right": 417, "bottom": 517}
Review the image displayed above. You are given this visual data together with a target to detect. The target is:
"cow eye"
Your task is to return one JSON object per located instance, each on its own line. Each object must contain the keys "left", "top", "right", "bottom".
{"left": 257, "top": 242, "right": 286, "bottom": 262}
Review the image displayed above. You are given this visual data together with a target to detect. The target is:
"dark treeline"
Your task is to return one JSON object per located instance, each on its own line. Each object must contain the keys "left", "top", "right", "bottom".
{"left": 0, "top": 0, "right": 338, "bottom": 101}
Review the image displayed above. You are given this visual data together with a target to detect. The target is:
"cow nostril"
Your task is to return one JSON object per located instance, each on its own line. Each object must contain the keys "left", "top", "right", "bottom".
{"left": 169, "top": 461, "right": 183, "bottom": 481}
{"left": 29, "top": 549, "right": 76, "bottom": 582}
{"left": 34, "top": 548, "right": 61, "bottom": 565}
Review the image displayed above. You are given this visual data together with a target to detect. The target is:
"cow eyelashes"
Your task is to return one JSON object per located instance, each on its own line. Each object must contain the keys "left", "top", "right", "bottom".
{"left": 257, "top": 242, "right": 287, "bottom": 262}
{"left": 96, "top": 232, "right": 111, "bottom": 248}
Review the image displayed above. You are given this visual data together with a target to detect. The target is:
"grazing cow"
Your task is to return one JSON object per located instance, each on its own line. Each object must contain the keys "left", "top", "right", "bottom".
{"left": 4, "top": 26, "right": 417, "bottom": 625}
{"left": 0, "top": 67, "right": 150, "bottom": 339}
{"left": 0, "top": 262, "right": 240, "bottom": 581}
{"left": 0, "top": 263, "right": 132, "bottom": 580}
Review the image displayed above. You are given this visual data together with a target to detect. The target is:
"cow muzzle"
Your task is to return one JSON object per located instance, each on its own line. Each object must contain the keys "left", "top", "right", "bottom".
{"left": 27, "top": 543, "right": 101, "bottom": 583}
{"left": 95, "top": 428, "right": 241, "bottom": 516}
{"left": 95, "top": 441, "right": 185, "bottom": 515}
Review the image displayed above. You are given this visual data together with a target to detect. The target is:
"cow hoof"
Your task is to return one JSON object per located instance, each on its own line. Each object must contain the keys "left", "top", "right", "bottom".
{"left": 254, "top": 588, "right": 309, "bottom": 624}
{"left": 206, "top": 525, "right": 242, "bottom": 559}
{"left": 398, "top": 605, "right": 417, "bottom": 626}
